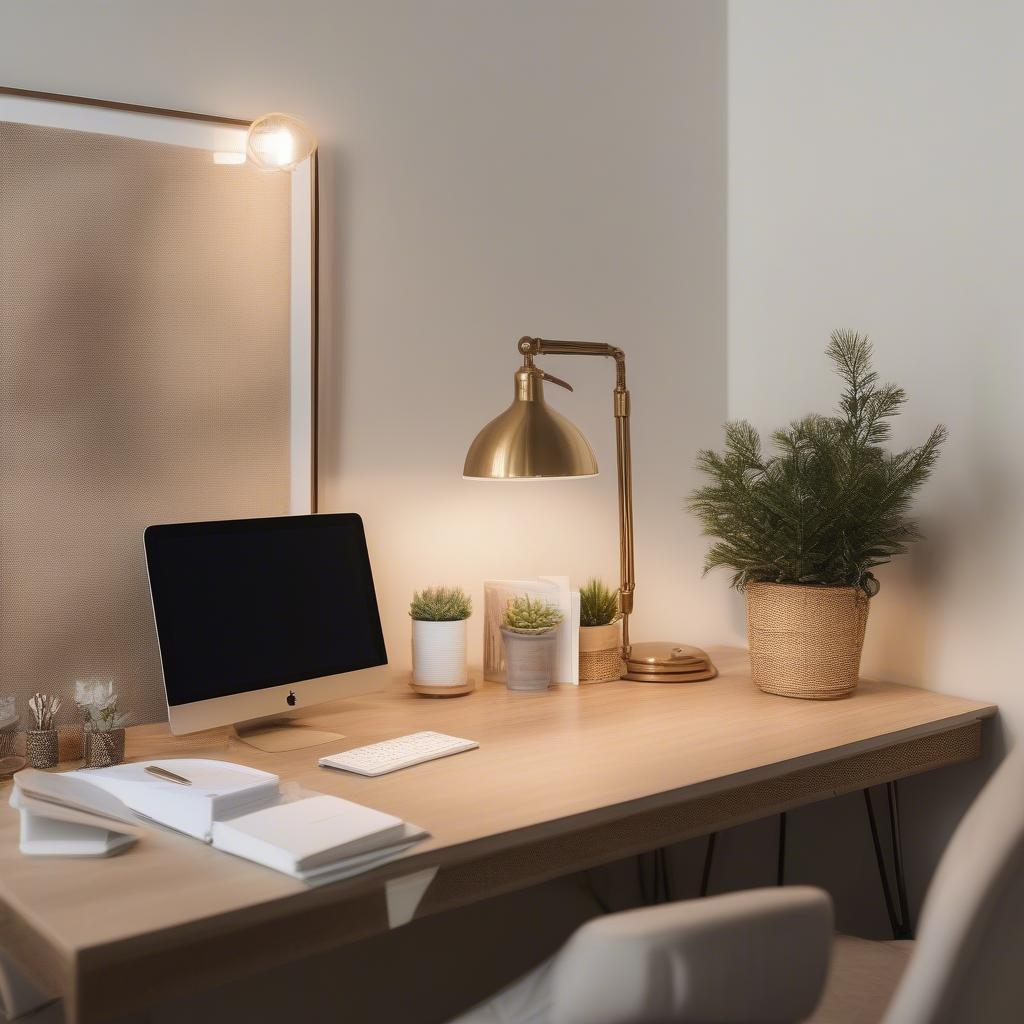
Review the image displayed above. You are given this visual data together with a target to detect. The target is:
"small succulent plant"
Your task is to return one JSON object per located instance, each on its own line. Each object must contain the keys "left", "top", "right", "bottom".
{"left": 580, "top": 578, "right": 620, "bottom": 627}
{"left": 502, "top": 595, "right": 564, "bottom": 634}
{"left": 409, "top": 585, "right": 472, "bottom": 621}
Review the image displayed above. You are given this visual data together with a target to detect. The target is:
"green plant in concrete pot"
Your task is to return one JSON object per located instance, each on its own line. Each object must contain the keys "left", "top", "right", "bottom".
{"left": 578, "top": 578, "right": 623, "bottom": 684}
{"left": 690, "top": 330, "right": 946, "bottom": 700}
{"left": 501, "top": 596, "right": 564, "bottom": 691}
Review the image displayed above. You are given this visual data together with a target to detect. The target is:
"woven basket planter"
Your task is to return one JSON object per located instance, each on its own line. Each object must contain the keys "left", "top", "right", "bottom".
{"left": 746, "top": 582, "right": 869, "bottom": 700}
{"left": 26, "top": 729, "right": 59, "bottom": 768}
{"left": 579, "top": 623, "right": 623, "bottom": 684}
{"left": 84, "top": 728, "right": 125, "bottom": 768}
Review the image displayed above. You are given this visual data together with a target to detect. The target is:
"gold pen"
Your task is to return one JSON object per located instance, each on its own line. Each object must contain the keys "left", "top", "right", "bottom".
{"left": 145, "top": 765, "right": 192, "bottom": 786}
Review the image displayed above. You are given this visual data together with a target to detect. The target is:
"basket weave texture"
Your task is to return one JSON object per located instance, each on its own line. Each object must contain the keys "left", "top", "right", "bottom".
{"left": 746, "top": 582, "right": 869, "bottom": 700}
{"left": 579, "top": 623, "right": 622, "bottom": 683}
{"left": 580, "top": 648, "right": 624, "bottom": 684}
{"left": 84, "top": 728, "right": 125, "bottom": 768}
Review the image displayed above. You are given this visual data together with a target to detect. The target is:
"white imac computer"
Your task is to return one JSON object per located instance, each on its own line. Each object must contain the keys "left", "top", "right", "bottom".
{"left": 144, "top": 513, "right": 388, "bottom": 751}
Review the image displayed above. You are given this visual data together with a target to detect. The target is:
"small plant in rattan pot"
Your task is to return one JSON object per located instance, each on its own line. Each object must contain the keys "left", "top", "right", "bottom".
{"left": 578, "top": 578, "right": 623, "bottom": 684}
{"left": 690, "top": 331, "right": 946, "bottom": 700}
{"left": 75, "top": 679, "right": 129, "bottom": 768}
{"left": 501, "top": 596, "right": 564, "bottom": 691}
{"left": 409, "top": 586, "right": 472, "bottom": 688}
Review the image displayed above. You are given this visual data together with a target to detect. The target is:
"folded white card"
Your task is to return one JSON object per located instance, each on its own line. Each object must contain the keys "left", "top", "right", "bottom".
{"left": 10, "top": 783, "right": 138, "bottom": 857}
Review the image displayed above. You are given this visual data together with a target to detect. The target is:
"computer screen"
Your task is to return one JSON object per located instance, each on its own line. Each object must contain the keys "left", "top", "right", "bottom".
{"left": 145, "top": 514, "right": 387, "bottom": 708}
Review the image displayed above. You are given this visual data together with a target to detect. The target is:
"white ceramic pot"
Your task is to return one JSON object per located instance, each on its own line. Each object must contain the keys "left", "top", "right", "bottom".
{"left": 412, "top": 619, "right": 468, "bottom": 686}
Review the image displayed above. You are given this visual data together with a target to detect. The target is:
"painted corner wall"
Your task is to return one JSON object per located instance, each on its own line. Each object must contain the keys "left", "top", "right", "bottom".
{"left": 728, "top": 0, "right": 1024, "bottom": 927}
{"left": 0, "top": 0, "right": 729, "bottom": 680}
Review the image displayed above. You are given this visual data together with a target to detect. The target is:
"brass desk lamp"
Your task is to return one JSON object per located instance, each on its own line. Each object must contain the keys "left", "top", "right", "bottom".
{"left": 464, "top": 336, "right": 716, "bottom": 683}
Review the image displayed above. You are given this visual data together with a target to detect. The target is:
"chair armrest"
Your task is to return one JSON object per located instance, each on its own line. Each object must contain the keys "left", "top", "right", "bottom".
{"left": 551, "top": 887, "right": 833, "bottom": 1024}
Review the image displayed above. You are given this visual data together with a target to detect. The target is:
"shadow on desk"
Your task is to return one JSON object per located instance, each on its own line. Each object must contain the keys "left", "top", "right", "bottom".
{"left": 111, "top": 875, "right": 600, "bottom": 1024}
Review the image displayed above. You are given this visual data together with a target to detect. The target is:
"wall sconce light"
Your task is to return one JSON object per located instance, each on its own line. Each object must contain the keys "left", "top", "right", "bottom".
{"left": 246, "top": 112, "right": 317, "bottom": 171}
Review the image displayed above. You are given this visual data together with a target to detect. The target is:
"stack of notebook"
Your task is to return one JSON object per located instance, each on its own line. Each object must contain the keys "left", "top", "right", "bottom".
{"left": 10, "top": 759, "right": 427, "bottom": 884}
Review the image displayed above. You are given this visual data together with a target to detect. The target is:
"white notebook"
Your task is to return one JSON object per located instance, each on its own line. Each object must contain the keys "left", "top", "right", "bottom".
{"left": 211, "top": 795, "right": 423, "bottom": 876}
{"left": 62, "top": 759, "right": 280, "bottom": 841}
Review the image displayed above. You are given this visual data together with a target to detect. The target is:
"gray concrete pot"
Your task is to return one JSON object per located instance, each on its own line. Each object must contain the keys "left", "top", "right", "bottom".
{"left": 501, "top": 627, "right": 558, "bottom": 691}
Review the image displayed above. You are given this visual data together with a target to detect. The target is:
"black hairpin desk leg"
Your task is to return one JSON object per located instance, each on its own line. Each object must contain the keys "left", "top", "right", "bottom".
{"left": 699, "top": 814, "right": 786, "bottom": 897}
{"left": 777, "top": 812, "right": 787, "bottom": 885}
{"left": 864, "top": 782, "right": 914, "bottom": 939}
{"left": 700, "top": 832, "right": 717, "bottom": 897}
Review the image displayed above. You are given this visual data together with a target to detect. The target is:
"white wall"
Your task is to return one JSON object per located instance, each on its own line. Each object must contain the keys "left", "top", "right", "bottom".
{"left": 0, "top": 1, "right": 729, "bottom": 675}
{"left": 729, "top": 0, "right": 1023, "bottom": 927}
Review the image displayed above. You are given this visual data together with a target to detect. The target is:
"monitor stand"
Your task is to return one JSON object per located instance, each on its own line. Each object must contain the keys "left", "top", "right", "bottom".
{"left": 233, "top": 716, "right": 345, "bottom": 753}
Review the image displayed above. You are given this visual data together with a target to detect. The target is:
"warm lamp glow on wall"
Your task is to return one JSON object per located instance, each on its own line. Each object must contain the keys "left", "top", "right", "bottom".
{"left": 465, "top": 337, "right": 717, "bottom": 683}
{"left": 246, "top": 112, "right": 317, "bottom": 170}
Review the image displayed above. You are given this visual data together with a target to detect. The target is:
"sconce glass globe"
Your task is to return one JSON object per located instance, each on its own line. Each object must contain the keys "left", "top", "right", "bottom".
{"left": 246, "top": 113, "right": 317, "bottom": 171}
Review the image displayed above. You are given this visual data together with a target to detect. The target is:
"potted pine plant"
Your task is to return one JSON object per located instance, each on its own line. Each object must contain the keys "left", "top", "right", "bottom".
{"left": 501, "top": 595, "right": 564, "bottom": 691}
{"left": 579, "top": 578, "right": 623, "bottom": 683}
{"left": 409, "top": 586, "right": 472, "bottom": 687}
{"left": 690, "top": 331, "right": 946, "bottom": 699}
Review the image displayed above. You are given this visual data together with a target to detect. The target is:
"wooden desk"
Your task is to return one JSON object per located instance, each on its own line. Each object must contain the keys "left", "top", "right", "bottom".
{"left": 0, "top": 648, "right": 996, "bottom": 1023}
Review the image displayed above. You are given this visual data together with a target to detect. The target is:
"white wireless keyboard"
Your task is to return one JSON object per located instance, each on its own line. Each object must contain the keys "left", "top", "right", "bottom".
{"left": 319, "top": 731, "right": 479, "bottom": 777}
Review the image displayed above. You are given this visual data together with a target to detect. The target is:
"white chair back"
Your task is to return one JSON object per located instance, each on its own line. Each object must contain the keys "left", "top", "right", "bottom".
{"left": 883, "top": 744, "right": 1024, "bottom": 1024}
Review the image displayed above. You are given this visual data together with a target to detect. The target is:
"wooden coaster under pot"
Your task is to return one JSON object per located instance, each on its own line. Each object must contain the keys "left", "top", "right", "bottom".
{"left": 409, "top": 678, "right": 475, "bottom": 698}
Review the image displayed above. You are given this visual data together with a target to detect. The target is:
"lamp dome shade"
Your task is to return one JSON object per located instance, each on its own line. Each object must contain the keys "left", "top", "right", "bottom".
{"left": 463, "top": 369, "right": 598, "bottom": 479}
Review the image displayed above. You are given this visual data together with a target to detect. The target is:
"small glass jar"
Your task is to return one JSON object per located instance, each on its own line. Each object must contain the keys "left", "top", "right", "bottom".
{"left": 0, "top": 695, "right": 17, "bottom": 757}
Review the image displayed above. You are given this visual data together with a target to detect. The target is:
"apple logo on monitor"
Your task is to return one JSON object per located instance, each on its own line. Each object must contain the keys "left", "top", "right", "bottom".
{"left": 286, "top": 690, "right": 297, "bottom": 707}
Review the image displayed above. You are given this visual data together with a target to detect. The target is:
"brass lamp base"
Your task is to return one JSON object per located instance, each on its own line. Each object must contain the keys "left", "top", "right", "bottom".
{"left": 624, "top": 642, "right": 717, "bottom": 683}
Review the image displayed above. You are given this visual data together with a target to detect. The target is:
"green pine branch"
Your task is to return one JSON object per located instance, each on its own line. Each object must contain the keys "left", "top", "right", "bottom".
{"left": 689, "top": 331, "right": 946, "bottom": 595}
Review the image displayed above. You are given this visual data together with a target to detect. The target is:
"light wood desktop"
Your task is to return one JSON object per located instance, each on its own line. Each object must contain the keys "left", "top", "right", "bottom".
{"left": 0, "top": 648, "right": 996, "bottom": 1024}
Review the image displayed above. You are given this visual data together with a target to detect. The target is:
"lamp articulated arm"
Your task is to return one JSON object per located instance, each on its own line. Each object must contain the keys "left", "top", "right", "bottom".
{"left": 517, "top": 337, "right": 635, "bottom": 657}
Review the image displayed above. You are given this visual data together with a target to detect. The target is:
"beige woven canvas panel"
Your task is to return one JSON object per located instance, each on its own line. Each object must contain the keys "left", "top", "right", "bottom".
{"left": 1, "top": 120, "right": 293, "bottom": 726}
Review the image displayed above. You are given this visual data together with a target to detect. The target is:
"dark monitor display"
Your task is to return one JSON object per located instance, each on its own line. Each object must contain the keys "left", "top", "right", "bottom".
{"left": 145, "top": 514, "right": 387, "bottom": 708}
